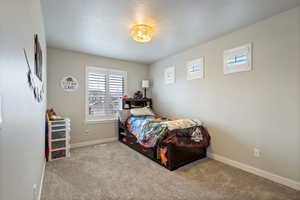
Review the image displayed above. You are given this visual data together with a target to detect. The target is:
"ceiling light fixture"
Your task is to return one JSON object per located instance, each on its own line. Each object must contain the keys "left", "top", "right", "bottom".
{"left": 131, "top": 24, "right": 154, "bottom": 43}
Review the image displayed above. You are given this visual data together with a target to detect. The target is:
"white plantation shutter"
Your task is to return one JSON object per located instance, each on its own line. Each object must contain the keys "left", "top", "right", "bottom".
{"left": 226, "top": 52, "right": 248, "bottom": 67}
{"left": 186, "top": 58, "right": 204, "bottom": 80}
{"left": 189, "top": 64, "right": 201, "bottom": 73}
{"left": 223, "top": 43, "right": 252, "bottom": 74}
{"left": 109, "top": 73, "right": 124, "bottom": 114}
{"left": 88, "top": 71, "right": 107, "bottom": 117}
{"left": 86, "top": 67, "right": 126, "bottom": 121}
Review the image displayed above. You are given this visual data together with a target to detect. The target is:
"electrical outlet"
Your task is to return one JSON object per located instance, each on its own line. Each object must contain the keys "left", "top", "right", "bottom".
{"left": 33, "top": 184, "right": 38, "bottom": 200}
{"left": 254, "top": 148, "right": 260, "bottom": 157}
{"left": 85, "top": 130, "right": 89, "bottom": 134}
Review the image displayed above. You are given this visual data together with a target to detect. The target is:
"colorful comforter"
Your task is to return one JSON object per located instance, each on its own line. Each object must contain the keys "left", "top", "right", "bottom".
{"left": 126, "top": 116, "right": 210, "bottom": 148}
{"left": 126, "top": 115, "right": 167, "bottom": 147}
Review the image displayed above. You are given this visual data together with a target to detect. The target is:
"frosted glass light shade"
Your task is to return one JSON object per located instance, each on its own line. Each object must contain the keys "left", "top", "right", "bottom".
{"left": 131, "top": 24, "right": 154, "bottom": 43}
{"left": 142, "top": 80, "right": 150, "bottom": 88}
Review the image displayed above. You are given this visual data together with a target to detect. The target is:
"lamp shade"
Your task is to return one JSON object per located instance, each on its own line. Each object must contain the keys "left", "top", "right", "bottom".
{"left": 142, "top": 80, "right": 150, "bottom": 88}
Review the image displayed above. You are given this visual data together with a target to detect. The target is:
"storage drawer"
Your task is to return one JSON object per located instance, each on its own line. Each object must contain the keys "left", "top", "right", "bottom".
{"left": 51, "top": 125, "right": 66, "bottom": 130}
{"left": 51, "top": 130, "right": 66, "bottom": 140}
{"left": 51, "top": 140, "right": 66, "bottom": 150}
{"left": 51, "top": 149, "right": 66, "bottom": 159}
{"left": 137, "top": 145, "right": 155, "bottom": 158}
{"left": 125, "top": 136, "right": 155, "bottom": 158}
{"left": 50, "top": 121, "right": 66, "bottom": 126}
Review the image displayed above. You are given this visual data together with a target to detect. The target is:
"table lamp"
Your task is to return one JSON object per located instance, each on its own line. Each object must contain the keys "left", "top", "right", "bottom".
{"left": 142, "top": 80, "right": 150, "bottom": 98}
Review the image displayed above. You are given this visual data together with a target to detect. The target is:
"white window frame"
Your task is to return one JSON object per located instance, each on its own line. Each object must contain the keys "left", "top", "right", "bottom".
{"left": 186, "top": 57, "right": 204, "bottom": 80}
{"left": 223, "top": 43, "right": 252, "bottom": 75}
{"left": 85, "top": 66, "right": 127, "bottom": 123}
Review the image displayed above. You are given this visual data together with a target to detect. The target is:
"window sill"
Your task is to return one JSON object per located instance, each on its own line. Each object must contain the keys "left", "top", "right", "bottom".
{"left": 85, "top": 119, "right": 117, "bottom": 124}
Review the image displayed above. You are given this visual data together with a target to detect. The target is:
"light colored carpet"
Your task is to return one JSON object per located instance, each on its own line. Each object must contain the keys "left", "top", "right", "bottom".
{"left": 41, "top": 142, "right": 300, "bottom": 200}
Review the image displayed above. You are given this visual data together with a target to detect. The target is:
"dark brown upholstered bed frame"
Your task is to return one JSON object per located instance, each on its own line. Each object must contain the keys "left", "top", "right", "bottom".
{"left": 118, "top": 121, "right": 207, "bottom": 171}
{"left": 119, "top": 98, "right": 207, "bottom": 170}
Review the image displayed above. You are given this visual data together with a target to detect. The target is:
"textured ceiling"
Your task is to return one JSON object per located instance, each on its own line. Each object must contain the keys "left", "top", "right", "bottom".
{"left": 42, "top": 0, "right": 300, "bottom": 64}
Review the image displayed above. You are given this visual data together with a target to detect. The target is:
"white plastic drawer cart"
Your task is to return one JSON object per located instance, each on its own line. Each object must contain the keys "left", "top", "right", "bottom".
{"left": 47, "top": 119, "right": 71, "bottom": 161}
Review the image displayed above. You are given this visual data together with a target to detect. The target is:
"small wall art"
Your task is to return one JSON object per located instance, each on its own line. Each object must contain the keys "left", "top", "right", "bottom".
{"left": 164, "top": 66, "right": 175, "bottom": 84}
{"left": 24, "top": 47, "right": 44, "bottom": 103}
{"left": 61, "top": 76, "right": 79, "bottom": 91}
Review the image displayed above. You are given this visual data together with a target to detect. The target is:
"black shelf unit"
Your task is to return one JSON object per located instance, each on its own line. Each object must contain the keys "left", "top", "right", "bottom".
{"left": 122, "top": 98, "right": 152, "bottom": 110}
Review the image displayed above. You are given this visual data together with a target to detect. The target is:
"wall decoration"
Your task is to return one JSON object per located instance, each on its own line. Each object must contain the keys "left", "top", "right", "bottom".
{"left": 223, "top": 43, "right": 252, "bottom": 74}
{"left": 34, "top": 34, "right": 43, "bottom": 81}
{"left": 24, "top": 48, "right": 44, "bottom": 103}
{"left": 61, "top": 76, "right": 79, "bottom": 91}
{"left": 164, "top": 66, "right": 175, "bottom": 84}
{"left": 186, "top": 57, "right": 204, "bottom": 80}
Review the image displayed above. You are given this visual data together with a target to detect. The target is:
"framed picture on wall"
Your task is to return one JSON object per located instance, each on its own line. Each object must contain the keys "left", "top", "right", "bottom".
{"left": 164, "top": 66, "right": 175, "bottom": 84}
{"left": 34, "top": 34, "right": 43, "bottom": 81}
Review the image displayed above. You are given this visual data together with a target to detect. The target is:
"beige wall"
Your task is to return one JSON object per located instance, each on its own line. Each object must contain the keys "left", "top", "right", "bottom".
{"left": 47, "top": 48, "right": 149, "bottom": 145}
{"left": 150, "top": 7, "right": 300, "bottom": 182}
{"left": 0, "top": 0, "right": 47, "bottom": 199}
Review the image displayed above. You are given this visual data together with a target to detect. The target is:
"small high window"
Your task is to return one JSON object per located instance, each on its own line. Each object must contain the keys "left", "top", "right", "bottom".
{"left": 186, "top": 57, "right": 204, "bottom": 80}
{"left": 223, "top": 43, "right": 252, "bottom": 74}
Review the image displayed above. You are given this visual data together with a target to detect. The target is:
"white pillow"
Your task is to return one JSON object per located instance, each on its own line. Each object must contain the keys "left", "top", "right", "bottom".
{"left": 130, "top": 107, "right": 155, "bottom": 116}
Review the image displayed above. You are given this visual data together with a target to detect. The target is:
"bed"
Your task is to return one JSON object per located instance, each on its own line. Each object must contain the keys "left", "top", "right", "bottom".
{"left": 118, "top": 108, "right": 210, "bottom": 171}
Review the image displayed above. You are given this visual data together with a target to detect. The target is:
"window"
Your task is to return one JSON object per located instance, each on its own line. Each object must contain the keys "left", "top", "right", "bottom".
{"left": 186, "top": 57, "right": 204, "bottom": 80}
{"left": 227, "top": 52, "right": 247, "bottom": 67}
{"left": 223, "top": 43, "right": 252, "bottom": 74}
{"left": 86, "top": 66, "right": 127, "bottom": 122}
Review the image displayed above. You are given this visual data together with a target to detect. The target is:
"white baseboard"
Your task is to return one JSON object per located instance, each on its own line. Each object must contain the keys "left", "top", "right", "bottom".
{"left": 207, "top": 152, "right": 300, "bottom": 191}
{"left": 71, "top": 137, "right": 118, "bottom": 149}
{"left": 38, "top": 160, "right": 46, "bottom": 200}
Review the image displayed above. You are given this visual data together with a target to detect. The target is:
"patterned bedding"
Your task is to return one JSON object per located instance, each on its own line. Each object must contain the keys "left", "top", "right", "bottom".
{"left": 126, "top": 115, "right": 210, "bottom": 148}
